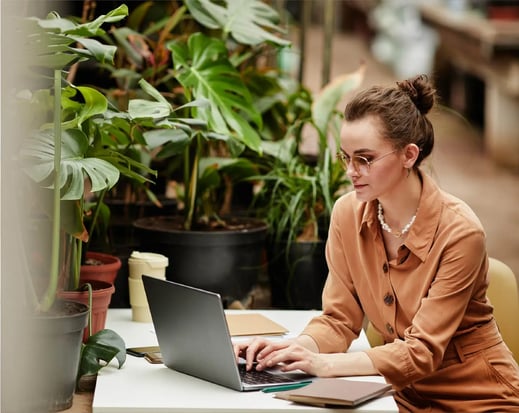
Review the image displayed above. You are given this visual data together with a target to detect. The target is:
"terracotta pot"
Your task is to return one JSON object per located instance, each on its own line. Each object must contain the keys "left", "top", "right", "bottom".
{"left": 58, "top": 280, "right": 115, "bottom": 342}
{"left": 80, "top": 251, "right": 121, "bottom": 285}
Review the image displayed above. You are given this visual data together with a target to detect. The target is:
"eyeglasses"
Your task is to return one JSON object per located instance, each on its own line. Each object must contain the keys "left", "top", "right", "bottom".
{"left": 336, "top": 149, "right": 398, "bottom": 175}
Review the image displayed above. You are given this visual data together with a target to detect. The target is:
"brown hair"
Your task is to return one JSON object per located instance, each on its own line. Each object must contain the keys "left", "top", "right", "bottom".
{"left": 344, "top": 74, "right": 436, "bottom": 167}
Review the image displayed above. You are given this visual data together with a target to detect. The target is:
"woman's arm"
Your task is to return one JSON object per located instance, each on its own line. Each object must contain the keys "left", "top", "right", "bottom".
{"left": 254, "top": 334, "right": 379, "bottom": 377}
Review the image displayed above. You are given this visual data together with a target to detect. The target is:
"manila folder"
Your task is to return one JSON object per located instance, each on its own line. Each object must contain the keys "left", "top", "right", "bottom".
{"left": 275, "top": 378, "right": 392, "bottom": 407}
{"left": 225, "top": 313, "right": 288, "bottom": 336}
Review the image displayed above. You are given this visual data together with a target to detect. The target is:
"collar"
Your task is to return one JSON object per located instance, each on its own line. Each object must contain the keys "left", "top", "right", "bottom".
{"left": 359, "top": 169, "right": 442, "bottom": 262}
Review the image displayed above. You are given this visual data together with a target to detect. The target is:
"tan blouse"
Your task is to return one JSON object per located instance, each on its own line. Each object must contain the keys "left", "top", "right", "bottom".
{"left": 301, "top": 170, "right": 494, "bottom": 389}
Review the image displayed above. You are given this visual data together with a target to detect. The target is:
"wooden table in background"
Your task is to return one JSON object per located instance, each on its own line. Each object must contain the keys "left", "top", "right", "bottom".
{"left": 419, "top": 3, "right": 519, "bottom": 169}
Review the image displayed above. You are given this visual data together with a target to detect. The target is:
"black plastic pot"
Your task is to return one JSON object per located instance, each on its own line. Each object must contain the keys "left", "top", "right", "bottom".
{"left": 268, "top": 240, "right": 328, "bottom": 310}
{"left": 133, "top": 216, "right": 268, "bottom": 301}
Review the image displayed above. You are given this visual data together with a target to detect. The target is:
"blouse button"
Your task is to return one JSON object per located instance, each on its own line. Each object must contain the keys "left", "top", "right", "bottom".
{"left": 385, "top": 323, "right": 394, "bottom": 335}
{"left": 383, "top": 293, "right": 394, "bottom": 305}
{"left": 382, "top": 263, "right": 389, "bottom": 273}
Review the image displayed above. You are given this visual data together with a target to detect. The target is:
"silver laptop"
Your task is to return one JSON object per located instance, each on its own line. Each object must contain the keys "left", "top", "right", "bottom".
{"left": 142, "top": 275, "right": 313, "bottom": 391}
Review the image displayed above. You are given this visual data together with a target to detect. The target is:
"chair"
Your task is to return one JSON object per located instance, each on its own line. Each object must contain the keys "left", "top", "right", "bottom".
{"left": 364, "top": 258, "right": 519, "bottom": 363}
{"left": 365, "top": 321, "right": 384, "bottom": 348}
{"left": 486, "top": 257, "right": 519, "bottom": 362}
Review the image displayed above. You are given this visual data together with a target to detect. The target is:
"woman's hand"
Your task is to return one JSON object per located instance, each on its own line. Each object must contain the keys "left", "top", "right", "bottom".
{"left": 233, "top": 335, "right": 334, "bottom": 377}
{"left": 255, "top": 341, "right": 334, "bottom": 377}
{"left": 233, "top": 337, "right": 293, "bottom": 371}
{"left": 234, "top": 335, "right": 378, "bottom": 378}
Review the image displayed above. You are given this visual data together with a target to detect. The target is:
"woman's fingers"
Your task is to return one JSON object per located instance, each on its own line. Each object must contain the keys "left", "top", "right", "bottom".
{"left": 255, "top": 342, "right": 297, "bottom": 370}
{"left": 233, "top": 341, "right": 247, "bottom": 360}
{"left": 256, "top": 343, "right": 320, "bottom": 375}
{"left": 233, "top": 337, "right": 272, "bottom": 370}
{"left": 244, "top": 339, "right": 265, "bottom": 369}
{"left": 234, "top": 338, "right": 305, "bottom": 371}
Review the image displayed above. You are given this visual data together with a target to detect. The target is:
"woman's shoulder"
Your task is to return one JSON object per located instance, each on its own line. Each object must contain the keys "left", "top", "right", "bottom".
{"left": 422, "top": 172, "right": 484, "bottom": 232}
{"left": 439, "top": 189, "right": 484, "bottom": 230}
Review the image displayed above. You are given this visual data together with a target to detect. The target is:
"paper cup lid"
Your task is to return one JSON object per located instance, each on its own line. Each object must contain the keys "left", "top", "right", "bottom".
{"left": 129, "top": 251, "right": 169, "bottom": 268}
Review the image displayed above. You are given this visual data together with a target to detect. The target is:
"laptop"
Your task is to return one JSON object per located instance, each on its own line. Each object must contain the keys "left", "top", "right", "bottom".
{"left": 142, "top": 275, "right": 313, "bottom": 391}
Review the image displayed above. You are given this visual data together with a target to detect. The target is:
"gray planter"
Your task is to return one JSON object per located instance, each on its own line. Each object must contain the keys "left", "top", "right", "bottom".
{"left": 28, "top": 300, "right": 89, "bottom": 412}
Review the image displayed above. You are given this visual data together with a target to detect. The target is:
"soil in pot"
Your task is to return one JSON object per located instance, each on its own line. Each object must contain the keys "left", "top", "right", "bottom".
{"left": 80, "top": 251, "right": 121, "bottom": 285}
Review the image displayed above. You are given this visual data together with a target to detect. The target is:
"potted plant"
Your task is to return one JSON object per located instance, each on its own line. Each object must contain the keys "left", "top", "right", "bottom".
{"left": 110, "top": 0, "right": 293, "bottom": 302}
{"left": 250, "top": 65, "right": 365, "bottom": 309}
{"left": 15, "top": 5, "right": 145, "bottom": 410}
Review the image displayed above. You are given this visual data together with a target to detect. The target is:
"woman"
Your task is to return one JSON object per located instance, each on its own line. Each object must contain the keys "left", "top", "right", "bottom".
{"left": 235, "top": 75, "right": 519, "bottom": 412}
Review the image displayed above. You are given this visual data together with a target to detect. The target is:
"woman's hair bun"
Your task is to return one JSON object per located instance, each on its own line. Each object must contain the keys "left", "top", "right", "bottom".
{"left": 396, "top": 74, "right": 435, "bottom": 115}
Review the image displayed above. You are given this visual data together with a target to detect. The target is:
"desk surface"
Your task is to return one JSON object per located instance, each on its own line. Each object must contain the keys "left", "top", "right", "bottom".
{"left": 93, "top": 309, "right": 398, "bottom": 412}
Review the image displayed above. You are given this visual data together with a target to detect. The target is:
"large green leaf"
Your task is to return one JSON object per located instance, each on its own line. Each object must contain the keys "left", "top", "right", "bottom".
{"left": 61, "top": 86, "right": 108, "bottom": 128}
{"left": 185, "top": 0, "right": 290, "bottom": 46}
{"left": 21, "top": 129, "right": 120, "bottom": 200}
{"left": 27, "top": 5, "right": 128, "bottom": 71}
{"left": 168, "top": 32, "right": 262, "bottom": 152}
{"left": 127, "top": 79, "right": 177, "bottom": 119}
{"left": 39, "top": 5, "right": 128, "bottom": 37}
{"left": 199, "top": 156, "right": 257, "bottom": 179}
{"left": 312, "top": 64, "right": 366, "bottom": 140}
{"left": 259, "top": 137, "right": 297, "bottom": 164}
{"left": 128, "top": 99, "right": 172, "bottom": 119}
{"left": 143, "top": 128, "right": 191, "bottom": 153}
{"left": 68, "top": 37, "right": 118, "bottom": 65}
{"left": 78, "top": 329, "right": 126, "bottom": 379}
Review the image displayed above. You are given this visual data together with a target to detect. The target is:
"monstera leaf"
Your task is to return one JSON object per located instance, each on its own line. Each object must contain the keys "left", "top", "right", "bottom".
{"left": 25, "top": 5, "right": 128, "bottom": 70}
{"left": 185, "top": 0, "right": 290, "bottom": 46}
{"left": 312, "top": 64, "right": 366, "bottom": 144}
{"left": 21, "top": 128, "right": 120, "bottom": 201}
{"left": 77, "top": 328, "right": 126, "bottom": 388}
{"left": 168, "top": 32, "right": 263, "bottom": 152}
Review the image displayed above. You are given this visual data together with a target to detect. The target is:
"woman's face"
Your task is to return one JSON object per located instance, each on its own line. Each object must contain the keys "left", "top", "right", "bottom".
{"left": 339, "top": 116, "right": 404, "bottom": 203}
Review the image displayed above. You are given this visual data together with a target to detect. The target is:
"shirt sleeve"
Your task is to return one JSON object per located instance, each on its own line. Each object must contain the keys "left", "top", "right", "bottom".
{"left": 301, "top": 195, "right": 365, "bottom": 353}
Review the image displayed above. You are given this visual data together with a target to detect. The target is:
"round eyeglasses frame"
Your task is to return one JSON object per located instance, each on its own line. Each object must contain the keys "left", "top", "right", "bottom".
{"left": 337, "top": 149, "right": 398, "bottom": 175}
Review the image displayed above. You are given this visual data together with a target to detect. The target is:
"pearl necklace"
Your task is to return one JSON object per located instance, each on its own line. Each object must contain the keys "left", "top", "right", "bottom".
{"left": 377, "top": 202, "right": 416, "bottom": 238}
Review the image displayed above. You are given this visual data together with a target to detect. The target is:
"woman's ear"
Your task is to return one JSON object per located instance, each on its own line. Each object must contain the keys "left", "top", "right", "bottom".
{"left": 403, "top": 143, "right": 420, "bottom": 168}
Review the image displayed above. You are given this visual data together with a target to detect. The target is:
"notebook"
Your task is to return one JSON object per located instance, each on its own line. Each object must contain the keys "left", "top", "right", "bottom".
{"left": 274, "top": 378, "right": 392, "bottom": 407}
{"left": 142, "top": 276, "right": 313, "bottom": 391}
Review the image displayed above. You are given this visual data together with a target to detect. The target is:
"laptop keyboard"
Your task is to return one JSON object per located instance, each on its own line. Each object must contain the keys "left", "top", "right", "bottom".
{"left": 238, "top": 364, "right": 294, "bottom": 385}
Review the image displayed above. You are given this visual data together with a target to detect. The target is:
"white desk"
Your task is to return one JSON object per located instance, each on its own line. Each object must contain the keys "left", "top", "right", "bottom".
{"left": 93, "top": 309, "right": 398, "bottom": 412}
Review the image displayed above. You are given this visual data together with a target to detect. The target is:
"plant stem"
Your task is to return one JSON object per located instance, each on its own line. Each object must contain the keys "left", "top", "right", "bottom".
{"left": 72, "top": 236, "right": 82, "bottom": 291}
{"left": 184, "top": 135, "right": 200, "bottom": 231}
{"left": 84, "top": 188, "right": 107, "bottom": 258}
{"left": 40, "top": 69, "right": 62, "bottom": 312}
{"left": 85, "top": 282, "right": 93, "bottom": 337}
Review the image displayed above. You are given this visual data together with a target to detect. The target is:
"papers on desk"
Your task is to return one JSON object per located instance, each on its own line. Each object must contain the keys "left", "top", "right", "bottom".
{"left": 274, "top": 378, "right": 392, "bottom": 407}
{"left": 126, "top": 313, "right": 287, "bottom": 363}
{"left": 225, "top": 313, "right": 288, "bottom": 336}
